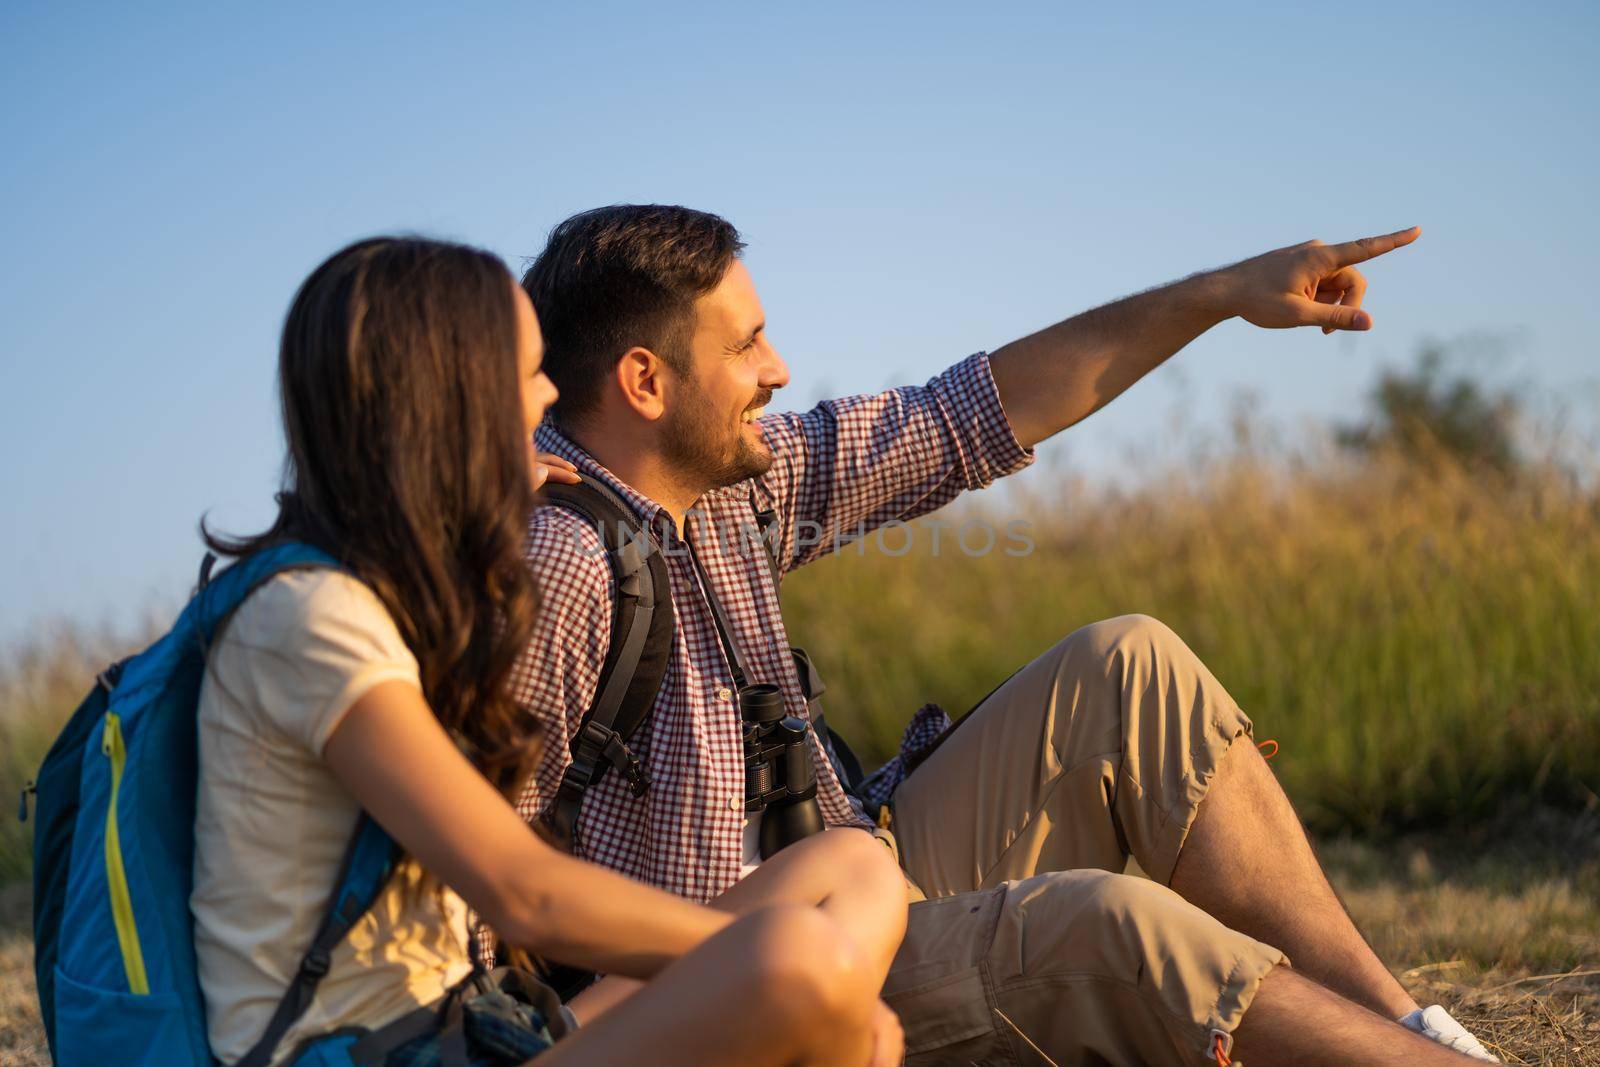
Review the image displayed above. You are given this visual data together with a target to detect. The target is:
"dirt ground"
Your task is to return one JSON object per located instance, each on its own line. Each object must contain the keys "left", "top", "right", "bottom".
{"left": 3, "top": 818, "right": 1596, "bottom": 1065}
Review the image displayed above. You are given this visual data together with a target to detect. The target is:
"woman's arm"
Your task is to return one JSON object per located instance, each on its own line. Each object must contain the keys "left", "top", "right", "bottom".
{"left": 322, "top": 679, "right": 731, "bottom": 979}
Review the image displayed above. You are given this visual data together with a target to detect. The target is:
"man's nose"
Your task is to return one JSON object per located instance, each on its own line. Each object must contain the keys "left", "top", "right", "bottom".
{"left": 761, "top": 345, "right": 790, "bottom": 390}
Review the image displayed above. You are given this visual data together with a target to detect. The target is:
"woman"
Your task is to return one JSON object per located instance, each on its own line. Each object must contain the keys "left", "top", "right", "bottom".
{"left": 193, "top": 236, "right": 907, "bottom": 1066}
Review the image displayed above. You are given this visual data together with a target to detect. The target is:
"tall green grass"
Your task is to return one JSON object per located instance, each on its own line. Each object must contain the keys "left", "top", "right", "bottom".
{"left": 2, "top": 451, "right": 1597, "bottom": 886}
{"left": 782, "top": 453, "right": 1600, "bottom": 835}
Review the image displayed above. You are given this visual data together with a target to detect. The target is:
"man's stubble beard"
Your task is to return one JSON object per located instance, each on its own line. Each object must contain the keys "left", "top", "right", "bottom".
{"left": 661, "top": 386, "right": 774, "bottom": 492}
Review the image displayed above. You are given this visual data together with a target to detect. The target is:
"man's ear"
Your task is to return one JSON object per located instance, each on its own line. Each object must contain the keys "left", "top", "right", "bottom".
{"left": 614, "top": 346, "right": 668, "bottom": 422}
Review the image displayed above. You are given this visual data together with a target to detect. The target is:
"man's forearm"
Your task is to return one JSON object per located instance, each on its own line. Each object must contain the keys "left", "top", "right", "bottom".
{"left": 989, "top": 226, "right": 1422, "bottom": 449}
{"left": 988, "top": 270, "right": 1229, "bottom": 450}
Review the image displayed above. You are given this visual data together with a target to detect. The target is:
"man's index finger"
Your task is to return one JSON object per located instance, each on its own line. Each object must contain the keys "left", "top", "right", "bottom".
{"left": 1327, "top": 226, "right": 1421, "bottom": 266}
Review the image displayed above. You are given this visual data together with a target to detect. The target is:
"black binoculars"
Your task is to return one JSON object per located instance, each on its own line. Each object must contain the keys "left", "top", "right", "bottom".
{"left": 739, "top": 683, "right": 825, "bottom": 858}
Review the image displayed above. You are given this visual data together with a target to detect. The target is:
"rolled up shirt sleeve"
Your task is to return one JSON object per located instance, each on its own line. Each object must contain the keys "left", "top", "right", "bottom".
{"left": 757, "top": 352, "right": 1034, "bottom": 573}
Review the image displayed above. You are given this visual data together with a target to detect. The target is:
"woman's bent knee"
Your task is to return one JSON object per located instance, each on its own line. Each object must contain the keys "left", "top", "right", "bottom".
{"left": 740, "top": 906, "right": 876, "bottom": 1027}
{"left": 814, "top": 825, "right": 896, "bottom": 872}
{"left": 832, "top": 829, "right": 909, "bottom": 897}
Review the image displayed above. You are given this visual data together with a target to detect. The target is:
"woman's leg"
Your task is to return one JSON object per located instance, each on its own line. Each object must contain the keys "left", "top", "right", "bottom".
{"left": 566, "top": 828, "right": 908, "bottom": 1025}
{"left": 539, "top": 905, "right": 879, "bottom": 1067}
{"left": 712, "top": 828, "right": 909, "bottom": 976}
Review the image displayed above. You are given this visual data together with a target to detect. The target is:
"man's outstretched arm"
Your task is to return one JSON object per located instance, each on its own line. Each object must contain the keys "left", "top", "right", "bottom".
{"left": 989, "top": 226, "right": 1421, "bottom": 449}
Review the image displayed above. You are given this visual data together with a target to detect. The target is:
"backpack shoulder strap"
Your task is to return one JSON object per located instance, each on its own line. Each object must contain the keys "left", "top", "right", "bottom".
{"left": 195, "top": 540, "right": 342, "bottom": 609}
{"left": 234, "top": 815, "right": 400, "bottom": 1067}
{"left": 196, "top": 544, "right": 405, "bottom": 1067}
{"left": 537, "top": 475, "right": 675, "bottom": 851}
{"left": 191, "top": 541, "right": 346, "bottom": 655}
{"left": 749, "top": 490, "right": 784, "bottom": 587}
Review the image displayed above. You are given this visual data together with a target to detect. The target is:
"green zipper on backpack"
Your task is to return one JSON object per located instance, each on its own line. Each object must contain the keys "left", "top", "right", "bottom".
{"left": 101, "top": 712, "right": 150, "bottom": 995}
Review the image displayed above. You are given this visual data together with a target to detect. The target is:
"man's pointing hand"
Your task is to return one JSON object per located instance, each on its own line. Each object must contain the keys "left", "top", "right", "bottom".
{"left": 1220, "top": 225, "right": 1421, "bottom": 334}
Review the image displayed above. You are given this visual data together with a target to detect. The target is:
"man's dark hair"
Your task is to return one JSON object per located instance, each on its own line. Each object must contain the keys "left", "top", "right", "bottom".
{"left": 523, "top": 204, "right": 745, "bottom": 426}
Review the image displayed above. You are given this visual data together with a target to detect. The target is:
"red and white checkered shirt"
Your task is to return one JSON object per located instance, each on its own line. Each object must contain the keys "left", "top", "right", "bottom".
{"left": 509, "top": 352, "right": 1033, "bottom": 902}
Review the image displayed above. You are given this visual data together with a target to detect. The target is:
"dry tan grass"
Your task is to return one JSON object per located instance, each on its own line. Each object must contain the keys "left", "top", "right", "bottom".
{"left": 1404, "top": 972, "right": 1599, "bottom": 1066}
{"left": 0, "top": 884, "right": 45, "bottom": 1067}
{"left": 1343, "top": 873, "right": 1600, "bottom": 1062}
{"left": 0, "top": 936, "right": 44, "bottom": 1067}
{"left": 1327, "top": 813, "right": 1600, "bottom": 1065}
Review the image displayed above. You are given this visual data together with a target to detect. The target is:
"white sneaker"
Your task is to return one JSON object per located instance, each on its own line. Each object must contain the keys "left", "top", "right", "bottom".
{"left": 1399, "top": 1004, "right": 1499, "bottom": 1061}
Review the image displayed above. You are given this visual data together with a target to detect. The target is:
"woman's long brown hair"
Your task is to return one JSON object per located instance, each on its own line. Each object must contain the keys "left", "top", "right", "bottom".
{"left": 206, "top": 236, "right": 540, "bottom": 797}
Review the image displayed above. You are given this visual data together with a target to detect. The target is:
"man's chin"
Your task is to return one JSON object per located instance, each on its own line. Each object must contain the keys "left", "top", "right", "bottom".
{"left": 746, "top": 446, "right": 775, "bottom": 479}
{"left": 712, "top": 441, "right": 773, "bottom": 488}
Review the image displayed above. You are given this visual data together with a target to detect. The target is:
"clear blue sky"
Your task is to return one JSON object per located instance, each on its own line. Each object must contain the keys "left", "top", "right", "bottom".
{"left": 2, "top": 1, "right": 1596, "bottom": 644}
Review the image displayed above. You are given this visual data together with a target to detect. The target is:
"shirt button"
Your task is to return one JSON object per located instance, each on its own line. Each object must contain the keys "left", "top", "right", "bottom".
{"left": 727, "top": 795, "right": 742, "bottom": 811}
{"left": 715, "top": 687, "right": 733, "bottom": 702}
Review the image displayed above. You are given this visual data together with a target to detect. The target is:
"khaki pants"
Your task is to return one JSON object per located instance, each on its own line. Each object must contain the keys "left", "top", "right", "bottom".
{"left": 882, "top": 615, "right": 1286, "bottom": 1066}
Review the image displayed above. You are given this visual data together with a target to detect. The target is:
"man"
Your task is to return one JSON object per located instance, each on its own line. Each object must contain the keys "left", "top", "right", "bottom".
{"left": 509, "top": 204, "right": 1496, "bottom": 1064}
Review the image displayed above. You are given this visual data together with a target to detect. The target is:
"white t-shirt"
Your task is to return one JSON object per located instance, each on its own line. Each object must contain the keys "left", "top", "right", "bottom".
{"left": 739, "top": 814, "right": 764, "bottom": 879}
{"left": 191, "top": 569, "right": 474, "bottom": 1065}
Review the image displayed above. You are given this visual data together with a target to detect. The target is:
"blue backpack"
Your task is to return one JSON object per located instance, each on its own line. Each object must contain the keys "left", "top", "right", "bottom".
{"left": 28, "top": 544, "right": 401, "bottom": 1066}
